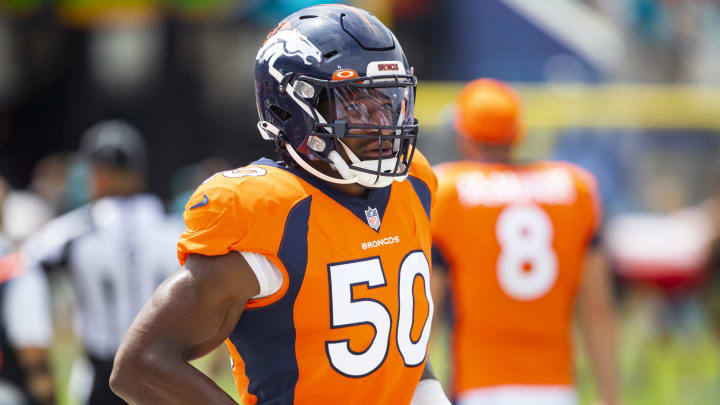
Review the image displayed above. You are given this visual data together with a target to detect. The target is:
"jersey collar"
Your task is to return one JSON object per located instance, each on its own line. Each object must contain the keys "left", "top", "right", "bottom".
{"left": 252, "top": 158, "right": 392, "bottom": 233}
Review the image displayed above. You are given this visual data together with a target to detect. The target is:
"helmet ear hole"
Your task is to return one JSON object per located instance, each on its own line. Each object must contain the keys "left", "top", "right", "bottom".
{"left": 315, "top": 88, "right": 331, "bottom": 118}
{"left": 269, "top": 105, "right": 292, "bottom": 121}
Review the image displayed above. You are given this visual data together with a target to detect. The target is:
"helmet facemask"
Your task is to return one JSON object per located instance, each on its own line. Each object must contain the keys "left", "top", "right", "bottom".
{"left": 283, "top": 73, "right": 418, "bottom": 188}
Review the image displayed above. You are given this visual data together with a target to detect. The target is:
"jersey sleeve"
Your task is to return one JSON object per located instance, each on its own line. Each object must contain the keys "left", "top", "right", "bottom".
{"left": 177, "top": 181, "right": 246, "bottom": 265}
{"left": 572, "top": 165, "right": 603, "bottom": 244}
{"left": 177, "top": 167, "right": 305, "bottom": 309}
{"left": 177, "top": 168, "right": 304, "bottom": 267}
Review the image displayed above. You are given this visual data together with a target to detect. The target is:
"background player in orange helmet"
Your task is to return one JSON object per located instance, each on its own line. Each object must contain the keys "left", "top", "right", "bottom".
{"left": 111, "top": 5, "right": 451, "bottom": 405}
{"left": 430, "top": 78, "right": 620, "bottom": 405}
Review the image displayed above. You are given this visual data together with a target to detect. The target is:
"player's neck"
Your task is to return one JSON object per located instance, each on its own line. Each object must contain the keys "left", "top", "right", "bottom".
{"left": 467, "top": 143, "right": 512, "bottom": 164}
{"left": 328, "top": 182, "right": 369, "bottom": 198}
{"left": 477, "top": 155, "right": 511, "bottom": 164}
{"left": 300, "top": 160, "right": 370, "bottom": 198}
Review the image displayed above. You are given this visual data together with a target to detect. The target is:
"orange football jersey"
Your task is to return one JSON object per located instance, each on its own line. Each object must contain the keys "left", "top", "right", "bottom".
{"left": 431, "top": 161, "right": 601, "bottom": 394}
{"left": 178, "top": 152, "right": 437, "bottom": 405}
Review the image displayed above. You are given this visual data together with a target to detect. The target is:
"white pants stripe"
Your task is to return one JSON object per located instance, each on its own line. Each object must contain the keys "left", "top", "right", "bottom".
{"left": 457, "top": 385, "right": 577, "bottom": 405}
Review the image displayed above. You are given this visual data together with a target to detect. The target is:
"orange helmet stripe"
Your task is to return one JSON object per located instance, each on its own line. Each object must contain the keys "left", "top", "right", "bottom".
{"left": 338, "top": 5, "right": 377, "bottom": 35}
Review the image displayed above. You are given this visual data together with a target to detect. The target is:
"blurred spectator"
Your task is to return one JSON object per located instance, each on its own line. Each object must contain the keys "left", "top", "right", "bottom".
{"left": 17, "top": 120, "right": 183, "bottom": 405}
{"left": 1, "top": 152, "right": 75, "bottom": 240}
{"left": 1, "top": 162, "right": 56, "bottom": 244}
{"left": 0, "top": 176, "right": 54, "bottom": 405}
{"left": 28, "top": 152, "right": 73, "bottom": 212}
{"left": 586, "top": 0, "right": 720, "bottom": 82}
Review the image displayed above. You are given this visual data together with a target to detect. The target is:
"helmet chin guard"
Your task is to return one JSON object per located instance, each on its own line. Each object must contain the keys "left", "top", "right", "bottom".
{"left": 334, "top": 140, "right": 407, "bottom": 188}
{"left": 281, "top": 140, "right": 406, "bottom": 188}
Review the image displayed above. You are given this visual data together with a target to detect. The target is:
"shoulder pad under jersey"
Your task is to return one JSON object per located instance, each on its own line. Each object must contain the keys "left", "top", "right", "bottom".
{"left": 407, "top": 148, "right": 438, "bottom": 205}
{"left": 178, "top": 162, "right": 310, "bottom": 265}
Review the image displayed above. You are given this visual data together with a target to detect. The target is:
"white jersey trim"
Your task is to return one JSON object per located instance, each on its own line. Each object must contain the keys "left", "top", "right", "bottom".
{"left": 240, "top": 252, "right": 284, "bottom": 299}
{"left": 457, "top": 385, "right": 576, "bottom": 405}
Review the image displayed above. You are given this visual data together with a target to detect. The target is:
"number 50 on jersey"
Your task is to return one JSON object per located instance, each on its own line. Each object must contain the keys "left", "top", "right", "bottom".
{"left": 325, "top": 251, "right": 433, "bottom": 377}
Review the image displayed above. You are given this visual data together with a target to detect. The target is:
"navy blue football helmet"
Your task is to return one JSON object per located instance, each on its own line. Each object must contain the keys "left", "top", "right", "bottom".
{"left": 254, "top": 4, "right": 418, "bottom": 188}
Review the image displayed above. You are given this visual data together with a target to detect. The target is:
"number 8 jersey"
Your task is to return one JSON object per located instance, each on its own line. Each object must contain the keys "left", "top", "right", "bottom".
{"left": 431, "top": 161, "right": 601, "bottom": 394}
{"left": 177, "top": 151, "right": 437, "bottom": 405}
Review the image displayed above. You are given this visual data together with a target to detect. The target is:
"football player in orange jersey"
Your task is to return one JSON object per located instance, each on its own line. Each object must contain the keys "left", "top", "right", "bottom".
{"left": 110, "top": 5, "right": 451, "bottom": 405}
{"left": 430, "top": 79, "right": 620, "bottom": 405}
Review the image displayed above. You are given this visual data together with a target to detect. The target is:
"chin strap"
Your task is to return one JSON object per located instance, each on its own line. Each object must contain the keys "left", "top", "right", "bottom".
{"left": 336, "top": 139, "right": 362, "bottom": 165}
{"left": 261, "top": 120, "right": 405, "bottom": 187}
{"left": 259, "top": 120, "right": 356, "bottom": 185}
{"left": 284, "top": 143, "right": 356, "bottom": 185}
{"left": 328, "top": 150, "right": 355, "bottom": 180}
{"left": 257, "top": 121, "right": 280, "bottom": 140}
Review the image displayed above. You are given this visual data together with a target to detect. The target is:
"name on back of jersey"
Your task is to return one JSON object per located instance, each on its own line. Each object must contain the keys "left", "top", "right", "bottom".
{"left": 456, "top": 167, "right": 577, "bottom": 207}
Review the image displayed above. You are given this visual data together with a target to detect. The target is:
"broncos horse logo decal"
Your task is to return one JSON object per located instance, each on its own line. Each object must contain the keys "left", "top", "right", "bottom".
{"left": 257, "top": 29, "right": 323, "bottom": 81}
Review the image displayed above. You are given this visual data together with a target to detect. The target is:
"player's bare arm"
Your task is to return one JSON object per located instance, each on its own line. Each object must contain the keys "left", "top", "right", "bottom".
{"left": 578, "top": 247, "right": 620, "bottom": 405}
{"left": 110, "top": 252, "right": 260, "bottom": 404}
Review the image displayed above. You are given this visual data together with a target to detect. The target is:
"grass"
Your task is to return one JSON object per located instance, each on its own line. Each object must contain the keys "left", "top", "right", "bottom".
{"left": 50, "top": 296, "right": 720, "bottom": 404}
{"left": 428, "top": 294, "right": 720, "bottom": 405}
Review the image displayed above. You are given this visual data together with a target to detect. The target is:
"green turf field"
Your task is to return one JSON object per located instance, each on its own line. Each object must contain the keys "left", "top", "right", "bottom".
{"left": 51, "top": 298, "right": 720, "bottom": 405}
{"left": 428, "top": 297, "right": 720, "bottom": 405}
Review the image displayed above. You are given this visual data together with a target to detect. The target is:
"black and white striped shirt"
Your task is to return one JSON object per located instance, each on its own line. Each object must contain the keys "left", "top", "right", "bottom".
{"left": 20, "top": 194, "right": 182, "bottom": 360}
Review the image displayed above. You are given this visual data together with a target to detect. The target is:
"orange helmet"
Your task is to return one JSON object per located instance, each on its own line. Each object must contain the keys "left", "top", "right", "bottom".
{"left": 453, "top": 78, "right": 522, "bottom": 145}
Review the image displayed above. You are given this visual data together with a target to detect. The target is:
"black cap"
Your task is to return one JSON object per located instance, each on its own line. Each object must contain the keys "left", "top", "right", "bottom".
{"left": 80, "top": 120, "right": 147, "bottom": 172}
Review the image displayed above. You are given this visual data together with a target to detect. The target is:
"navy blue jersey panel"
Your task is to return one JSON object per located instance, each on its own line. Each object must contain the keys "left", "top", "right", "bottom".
{"left": 282, "top": 163, "right": 392, "bottom": 233}
{"left": 252, "top": 158, "right": 393, "bottom": 233}
{"left": 249, "top": 157, "right": 282, "bottom": 168}
{"left": 408, "top": 175, "right": 431, "bottom": 219}
{"left": 228, "top": 196, "right": 312, "bottom": 405}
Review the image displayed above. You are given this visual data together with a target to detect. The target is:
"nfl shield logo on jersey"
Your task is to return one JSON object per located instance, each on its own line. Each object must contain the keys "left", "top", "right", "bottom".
{"left": 364, "top": 206, "right": 381, "bottom": 231}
